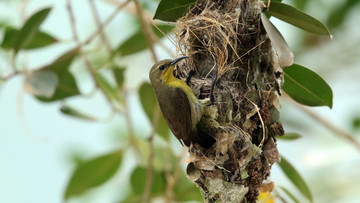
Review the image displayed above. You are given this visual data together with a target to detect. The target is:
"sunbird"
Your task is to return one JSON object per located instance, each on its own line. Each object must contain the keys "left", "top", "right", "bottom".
{"left": 149, "top": 56, "right": 215, "bottom": 148}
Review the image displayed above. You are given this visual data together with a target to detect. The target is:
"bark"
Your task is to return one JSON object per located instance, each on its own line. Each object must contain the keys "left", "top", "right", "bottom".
{"left": 174, "top": 0, "right": 284, "bottom": 202}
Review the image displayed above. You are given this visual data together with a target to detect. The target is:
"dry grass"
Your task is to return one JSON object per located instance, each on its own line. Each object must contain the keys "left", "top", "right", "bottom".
{"left": 175, "top": 2, "right": 244, "bottom": 78}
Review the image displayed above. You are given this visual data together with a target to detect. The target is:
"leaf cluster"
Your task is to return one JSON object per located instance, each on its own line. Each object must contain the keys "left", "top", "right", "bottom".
{"left": 0, "top": 0, "right": 341, "bottom": 202}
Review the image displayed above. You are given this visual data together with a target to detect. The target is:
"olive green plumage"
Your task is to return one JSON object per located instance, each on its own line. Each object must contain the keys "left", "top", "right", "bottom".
{"left": 149, "top": 57, "right": 214, "bottom": 147}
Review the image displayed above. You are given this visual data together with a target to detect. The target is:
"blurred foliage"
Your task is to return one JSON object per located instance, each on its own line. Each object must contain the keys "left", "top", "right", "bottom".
{"left": 65, "top": 150, "right": 123, "bottom": 199}
{"left": 113, "top": 66, "right": 126, "bottom": 89}
{"left": 35, "top": 48, "right": 81, "bottom": 102}
{"left": 60, "top": 104, "right": 97, "bottom": 121}
{"left": 153, "top": 0, "right": 196, "bottom": 22}
{"left": 95, "top": 71, "right": 121, "bottom": 102}
{"left": 0, "top": 0, "right": 358, "bottom": 202}
{"left": 326, "top": 0, "right": 360, "bottom": 30}
{"left": 277, "top": 132, "right": 301, "bottom": 140}
{"left": 280, "top": 186, "right": 301, "bottom": 203}
{"left": 115, "top": 24, "right": 174, "bottom": 57}
{"left": 352, "top": 117, "right": 360, "bottom": 131}
{"left": 12, "top": 7, "right": 52, "bottom": 55}
{"left": 1, "top": 26, "right": 57, "bottom": 50}
{"left": 278, "top": 156, "right": 313, "bottom": 202}
{"left": 130, "top": 166, "right": 166, "bottom": 195}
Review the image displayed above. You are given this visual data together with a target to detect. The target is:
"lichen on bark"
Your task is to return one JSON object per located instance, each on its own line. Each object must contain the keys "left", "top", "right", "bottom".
{"left": 173, "top": 0, "right": 285, "bottom": 202}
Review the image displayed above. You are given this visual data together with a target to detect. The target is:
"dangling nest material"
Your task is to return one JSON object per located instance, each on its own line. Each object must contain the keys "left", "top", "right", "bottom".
{"left": 174, "top": 0, "right": 285, "bottom": 202}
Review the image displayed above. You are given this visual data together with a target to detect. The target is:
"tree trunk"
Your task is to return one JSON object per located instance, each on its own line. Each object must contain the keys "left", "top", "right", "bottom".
{"left": 175, "top": 0, "right": 284, "bottom": 202}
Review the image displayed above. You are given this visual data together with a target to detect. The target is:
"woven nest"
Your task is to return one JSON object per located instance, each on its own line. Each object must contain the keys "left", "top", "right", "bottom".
{"left": 173, "top": 0, "right": 284, "bottom": 202}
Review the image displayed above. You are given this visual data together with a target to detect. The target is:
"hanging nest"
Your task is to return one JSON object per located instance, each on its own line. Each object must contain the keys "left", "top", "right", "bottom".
{"left": 173, "top": 0, "right": 285, "bottom": 202}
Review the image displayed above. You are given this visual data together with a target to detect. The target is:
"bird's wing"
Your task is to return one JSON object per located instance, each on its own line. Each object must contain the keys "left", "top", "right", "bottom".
{"left": 158, "top": 87, "right": 192, "bottom": 146}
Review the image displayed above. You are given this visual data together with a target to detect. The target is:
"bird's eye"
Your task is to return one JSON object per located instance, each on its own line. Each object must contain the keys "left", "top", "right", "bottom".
{"left": 159, "top": 65, "right": 165, "bottom": 70}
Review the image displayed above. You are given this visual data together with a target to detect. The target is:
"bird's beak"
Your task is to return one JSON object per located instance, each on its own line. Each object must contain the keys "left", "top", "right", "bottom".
{"left": 170, "top": 56, "right": 189, "bottom": 65}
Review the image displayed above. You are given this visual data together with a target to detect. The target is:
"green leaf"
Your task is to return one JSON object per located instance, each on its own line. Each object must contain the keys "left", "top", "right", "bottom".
{"left": 266, "top": 2, "right": 331, "bottom": 37}
{"left": 154, "top": 0, "right": 196, "bottom": 22}
{"left": 116, "top": 24, "right": 174, "bottom": 56}
{"left": 277, "top": 132, "right": 301, "bottom": 141}
{"left": 139, "top": 82, "right": 170, "bottom": 141}
{"left": 0, "top": 22, "right": 7, "bottom": 29}
{"left": 94, "top": 72, "right": 120, "bottom": 102}
{"left": 121, "top": 194, "right": 142, "bottom": 203}
{"left": 293, "top": 0, "right": 309, "bottom": 11}
{"left": 24, "top": 70, "right": 58, "bottom": 98}
{"left": 130, "top": 166, "right": 166, "bottom": 195}
{"left": 112, "top": 67, "right": 126, "bottom": 88}
{"left": 1, "top": 27, "right": 18, "bottom": 49}
{"left": 13, "top": 7, "right": 52, "bottom": 54}
{"left": 153, "top": 146, "right": 177, "bottom": 171}
{"left": 278, "top": 156, "right": 313, "bottom": 203}
{"left": 23, "top": 30, "right": 57, "bottom": 49}
{"left": 1, "top": 27, "right": 57, "bottom": 50}
{"left": 36, "top": 48, "right": 81, "bottom": 102}
{"left": 64, "top": 150, "right": 123, "bottom": 200}
{"left": 60, "top": 104, "right": 97, "bottom": 121}
{"left": 283, "top": 64, "right": 333, "bottom": 108}
{"left": 326, "top": 0, "right": 359, "bottom": 30}
{"left": 174, "top": 171, "right": 202, "bottom": 201}
{"left": 352, "top": 117, "right": 360, "bottom": 130}
{"left": 280, "top": 186, "right": 301, "bottom": 203}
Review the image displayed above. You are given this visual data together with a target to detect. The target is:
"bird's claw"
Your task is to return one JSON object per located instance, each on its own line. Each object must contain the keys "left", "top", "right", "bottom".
{"left": 200, "top": 98, "right": 211, "bottom": 106}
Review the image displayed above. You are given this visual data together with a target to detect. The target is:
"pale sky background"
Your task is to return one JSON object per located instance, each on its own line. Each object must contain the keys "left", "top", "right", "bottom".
{"left": 0, "top": 0, "right": 360, "bottom": 203}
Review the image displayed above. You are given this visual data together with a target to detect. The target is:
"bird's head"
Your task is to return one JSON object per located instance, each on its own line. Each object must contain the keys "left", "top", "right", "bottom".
{"left": 149, "top": 56, "right": 188, "bottom": 86}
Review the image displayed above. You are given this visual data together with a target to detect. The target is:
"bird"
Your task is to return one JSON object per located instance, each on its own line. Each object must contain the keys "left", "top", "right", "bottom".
{"left": 149, "top": 56, "right": 215, "bottom": 148}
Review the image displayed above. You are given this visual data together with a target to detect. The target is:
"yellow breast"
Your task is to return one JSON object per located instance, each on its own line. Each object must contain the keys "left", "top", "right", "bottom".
{"left": 160, "top": 66, "right": 202, "bottom": 129}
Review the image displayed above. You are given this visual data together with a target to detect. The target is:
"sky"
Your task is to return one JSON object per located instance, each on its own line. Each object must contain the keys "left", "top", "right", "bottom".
{"left": 0, "top": 0, "right": 360, "bottom": 203}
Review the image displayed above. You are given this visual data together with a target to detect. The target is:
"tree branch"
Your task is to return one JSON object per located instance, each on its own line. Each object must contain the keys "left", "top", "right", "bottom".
{"left": 123, "top": 89, "right": 141, "bottom": 154}
{"left": 142, "top": 106, "right": 161, "bottom": 203}
{"left": 66, "top": 0, "right": 122, "bottom": 114}
{"left": 88, "top": 0, "right": 112, "bottom": 53}
{"left": 165, "top": 148, "right": 187, "bottom": 203}
{"left": 83, "top": 0, "right": 131, "bottom": 46}
{"left": 133, "top": 0, "right": 157, "bottom": 62}
{"left": 289, "top": 96, "right": 360, "bottom": 151}
{"left": 132, "top": 0, "right": 160, "bottom": 202}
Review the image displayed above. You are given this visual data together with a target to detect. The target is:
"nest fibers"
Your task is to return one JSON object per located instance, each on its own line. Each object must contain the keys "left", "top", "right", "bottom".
{"left": 175, "top": 0, "right": 264, "bottom": 79}
{"left": 173, "top": 1, "right": 284, "bottom": 202}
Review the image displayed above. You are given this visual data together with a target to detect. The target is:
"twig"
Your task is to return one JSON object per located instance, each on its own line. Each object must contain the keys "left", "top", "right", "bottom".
{"left": 142, "top": 106, "right": 161, "bottom": 203}
{"left": 151, "top": 23, "right": 180, "bottom": 57}
{"left": 66, "top": 0, "right": 122, "bottom": 114}
{"left": 19, "top": 0, "right": 28, "bottom": 22}
{"left": 123, "top": 89, "right": 141, "bottom": 154}
{"left": 105, "top": 0, "right": 178, "bottom": 57}
{"left": 0, "top": 71, "right": 18, "bottom": 81}
{"left": 66, "top": 1, "right": 80, "bottom": 43}
{"left": 286, "top": 94, "right": 360, "bottom": 151}
{"left": 238, "top": 40, "right": 265, "bottom": 61}
{"left": 246, "top": 97, "right": 266, "bottom": 149}
{"left": 83, "top": 0, "right": 131, "bottom": 46}
{"left": 88, "top": 0, "right": 112, "bottom": 53}
{"left": 133, "top": 0, "right": 157, "bottom": 61}
{"left": 6, "top": 0, "right": 127, "bottom": 81}
{"left": 165, "top": 148, "right": 187, "bottom": 203}
{"left": 108, "top": 0, "right": 155, "bottom": 26}
{"left": 132, "top": 0, "right": 160, "bottom": 202}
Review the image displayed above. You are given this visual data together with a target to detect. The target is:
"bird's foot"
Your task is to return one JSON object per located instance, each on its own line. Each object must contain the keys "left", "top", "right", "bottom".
{"left": 200, "top": 98, "right": 211, "bottom": 106}
{"left": 186, "top": 69, "right": 195, "bottom": 85}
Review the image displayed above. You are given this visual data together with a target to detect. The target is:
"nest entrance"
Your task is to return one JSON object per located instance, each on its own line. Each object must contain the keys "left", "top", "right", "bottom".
{"left": 174, "top": 0, "right": 284, "bottom": 202}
